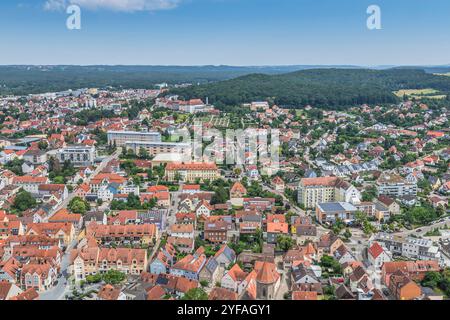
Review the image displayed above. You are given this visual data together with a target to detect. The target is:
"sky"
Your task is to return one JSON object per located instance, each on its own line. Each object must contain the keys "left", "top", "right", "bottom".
{"left": 0, "top": 0, "right": 449, "bottom": 66}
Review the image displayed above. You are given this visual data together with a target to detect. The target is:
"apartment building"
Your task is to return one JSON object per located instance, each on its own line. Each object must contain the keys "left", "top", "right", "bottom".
{"left": 70, "top": 246, "right": 148, "bottom": 282}
{"left": 165, "top": 162, "right": 220, "bottom": 183}
{"left": 298, "top": 176, "right": 361, "bottom": 209}
{"left": 57, "top": 145, "right": 96, "bottom": 167}
{"left": 12, "top": 176, "right": 49, "bottom": 194}
{"left": 125, "top": 141, "right": 191, "bottom": 157}
{"left": 107, "top": 130, "right": 161, "bottom": 147}
{"left": 373, "top": 233, "right": 440, "bottom": 262}
{"left": 376, "top": 173, "right": 417, "bottom": 198}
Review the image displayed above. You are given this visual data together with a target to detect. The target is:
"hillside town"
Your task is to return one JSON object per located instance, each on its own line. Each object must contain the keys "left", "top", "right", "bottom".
{"left": 0, "top": 87, "right": 449, "bottom": 302}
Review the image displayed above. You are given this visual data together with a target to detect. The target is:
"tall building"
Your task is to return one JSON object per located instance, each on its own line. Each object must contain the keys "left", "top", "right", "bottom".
{"left": 376, "top": 173, "right": 417, "bottom": 198}
{"left": 107, "top": 130, "right": 162, "bottom": 147}
{"left": 298, "top": 176, "right": 361, "bottom": 209}
{"left": 57, "top": 145, "right": 96, "bottom": 167}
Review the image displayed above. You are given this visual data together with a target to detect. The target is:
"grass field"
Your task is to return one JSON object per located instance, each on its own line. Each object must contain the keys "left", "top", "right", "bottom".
{"left": 393, "top": 88, "right": 446, "bottom": 100}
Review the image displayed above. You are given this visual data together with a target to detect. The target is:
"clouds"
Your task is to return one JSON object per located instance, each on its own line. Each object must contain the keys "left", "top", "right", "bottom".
{"left": 43, "top": 0, "right": 183, "bottom": 12}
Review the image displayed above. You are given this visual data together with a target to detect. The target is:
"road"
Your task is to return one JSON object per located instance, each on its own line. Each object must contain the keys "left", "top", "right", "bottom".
{"left": 46, "top": 148, "right": 122, "bottom": 220}
{"left": 39, "top": 239, "right": 77, "bottom": 300}
{"left": 395, "top": 216, "right": 450, "bottom": 237}
{"left": 40, "top": 148, "right": 122, "bottom": 300}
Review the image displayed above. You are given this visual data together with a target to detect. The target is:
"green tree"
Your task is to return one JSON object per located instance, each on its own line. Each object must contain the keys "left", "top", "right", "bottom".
{"left": 12, "top": 189, "right": 37, "bottom": 212}
{"left": 102, "top": 270, "right": 126, "bottom": 285}
{"left": 181, "top": 288, "right": 208, "bottom": 300}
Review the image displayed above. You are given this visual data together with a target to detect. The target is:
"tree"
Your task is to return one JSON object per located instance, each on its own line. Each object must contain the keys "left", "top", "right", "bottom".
{"left": 102, "top": 270, "right": 126, "bottom": 285}
{"left": 181, "top": 288, "right": 208, "bottom": 300}
{"left": 68, "top": 197, "right": 90, "bottom": 215}
{"left": 12, "top": 189, "right": 37, "bottom": 212}
{"left": 211, "top": 185, "right": 228, "bottom": 205}
{"left": 343, "top": 228, "right": 352, "bottom": 240}
{"left": 276, "top": 235, "right": 295, "bottom": 251}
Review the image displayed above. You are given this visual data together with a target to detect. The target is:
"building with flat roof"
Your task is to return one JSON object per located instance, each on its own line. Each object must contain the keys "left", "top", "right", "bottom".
{"left": 316, "top": 202, "right": 358, "bottom": 224}
{"left": 57, "top": 145, "right": 96, "bottom": 167}
{"left": 107, "top": 130, "right": 161, "bottom": 147}
{"left": 376, "top": 173, "right": 417, "bottom": 198}
{"left": 125, "top": 141, "right": 191, "bottom": 157}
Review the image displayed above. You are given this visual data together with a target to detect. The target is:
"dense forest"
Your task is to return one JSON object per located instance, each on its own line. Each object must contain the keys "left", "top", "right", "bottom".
{"left": 169, "top": 68, "right": 450, "bottom": 108}
{"left": 0, "top": 65, "right": 342, "bottom": 95}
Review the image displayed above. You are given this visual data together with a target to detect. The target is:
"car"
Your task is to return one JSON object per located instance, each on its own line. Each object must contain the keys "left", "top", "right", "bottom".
{"left": 416, "top": 229, "right": 422, "bottom": 233}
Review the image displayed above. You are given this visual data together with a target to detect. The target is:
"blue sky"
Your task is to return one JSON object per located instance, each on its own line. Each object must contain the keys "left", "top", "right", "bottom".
{"left": 0, "top": 0, "right": 449, "bottom": 66}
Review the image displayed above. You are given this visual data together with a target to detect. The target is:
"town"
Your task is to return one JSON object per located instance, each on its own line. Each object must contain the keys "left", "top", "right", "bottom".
{"left": 0, "top": 85, "right": 449, "bottom": 302}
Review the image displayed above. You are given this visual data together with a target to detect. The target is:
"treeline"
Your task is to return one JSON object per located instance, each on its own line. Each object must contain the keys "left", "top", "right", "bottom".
{"left": 169, "top": 68, "right": 450, "bottom": 109}
{"left": 0, "top": 65, "right": 309, "bottom": 96}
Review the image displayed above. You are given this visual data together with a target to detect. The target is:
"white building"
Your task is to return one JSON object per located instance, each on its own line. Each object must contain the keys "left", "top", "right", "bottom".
{"left": 57, "top": 145, "right": 96, "bottom": 167}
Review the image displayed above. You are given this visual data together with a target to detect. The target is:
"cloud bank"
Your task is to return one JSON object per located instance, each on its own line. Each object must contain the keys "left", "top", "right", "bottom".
{"left": 44, "top": 0, "right": 182, "bottom": 12}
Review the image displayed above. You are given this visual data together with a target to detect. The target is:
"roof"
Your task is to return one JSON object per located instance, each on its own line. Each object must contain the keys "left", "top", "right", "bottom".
{"left": 208, "top": 287, "right": 238, "bottom": 300}
{"left": 292, "top": 291, "right": 318, "bottom": 300}
{"left": 98, "top": 284, "right": 122, "bottom": 300}
{"left": 8, "top": 288, "right": 39, "bottom": 301}
{"left": 166, "top": 162, "right": 218, "bottom": 171}
{"left": 255, "top": 261, "right": 280, "bottom": 284}
{"left": 368, "top": 242, "right": 385, "bottom": 259}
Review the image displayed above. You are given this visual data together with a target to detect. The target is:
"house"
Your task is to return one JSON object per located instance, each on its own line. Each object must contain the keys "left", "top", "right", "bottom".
{"left": 208, "top": 287, "right": 238, "bottom": 300}
{"left": 221, "top": 263, "right": 248, "bottom": 293}
{"left": 150, "top": 243, "right": 176, "bottom": 275}
{"left": 38, "top": 184, "right": 69, "bottom": 201}
{"left": 20, "top": 263, "right": 57, "bottom": 292}
{"left": 195, "top": 200, "right": 213, "bottom": 217}
{"left": 204, "top": 218, "right": 231, "bottom": 243}
{"left": 388, "top": 270, "right": 422, "bottom": 300}
{"left": 368, "top": 242, "right": 391, "bottom": 269}
{"left": 48, "top": 209, "right": 83, "bottom": 229}
{"left": 199, "top": 257, "right": 220, "bottom": 284}
{"left": 170, "top": 247, "right": 206, "bottom": 280}
{"left": 0, "top": 281, "right": 22, "bottom": 300}
{"left": 70, "top": 246, "right": 148, "bottom": 282}
{"left": 86, "top": 223, "right": 158, "bottom": 247}
{"left": 376, "top": 195, "right": 401, "bottom": 215}
{"left": 266, "top": 222, "right": 289, "bottom": 244}
{"left": 26, "top": 222, "right": 75, "bottom": 248}
{"left": 291, "top": 264, "right": 319, "bottom": 284}
{"left": 291, "top": 216, "right": 317, "bottom": 238}
{"left": 12, "top": 176, "right": 49, "bottom": 194}
{"left": 169, "top": 224, "right": 194, "bottom": 239}
{"left": 271, "top": 176, "right": 285, "bottom": 192}
{"left": 214, "top": 244, "right": 236, "bottom": 267}
{"left": 382, "top": 260, "right": 440, "bottom": 286}
{"left": 230, "top": 182, "right": 247, "bottom": 206}
{"left": 335, "top": 284, "right": 355, "bottom": 300}
{"left": 317, "top": 232, "right": 344, "bottom": 257}
{"left": 97, "top": 284, "right": 127, "bottom": 300}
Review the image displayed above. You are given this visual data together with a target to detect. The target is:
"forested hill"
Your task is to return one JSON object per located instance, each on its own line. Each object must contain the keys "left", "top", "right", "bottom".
{"left": 0, "top": 65, "right": 360, "bottom": 96}
{"left": 169, "top": 68, "right": 450, "bottom": 108}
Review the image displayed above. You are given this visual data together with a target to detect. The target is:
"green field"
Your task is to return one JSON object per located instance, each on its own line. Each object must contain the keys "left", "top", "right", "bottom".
{"left": 393, "top": 88, "right": 446, "bottom": 100}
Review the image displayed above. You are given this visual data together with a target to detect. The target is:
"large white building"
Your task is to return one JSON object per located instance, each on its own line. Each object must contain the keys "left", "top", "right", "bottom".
{"left": 107, "top": 130, "right": 162, "bottom": 147}
{"left": 298, "top": 176, "right": 361, "bottom": 209}
{"left": 125, "top": 141, "right": 192, "bottom": 157}
{"left": 57, "top": 145, "right": 96, "bottom": 167}
{"left": 376, "top": 173, "right": 417, "bottom": 198}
